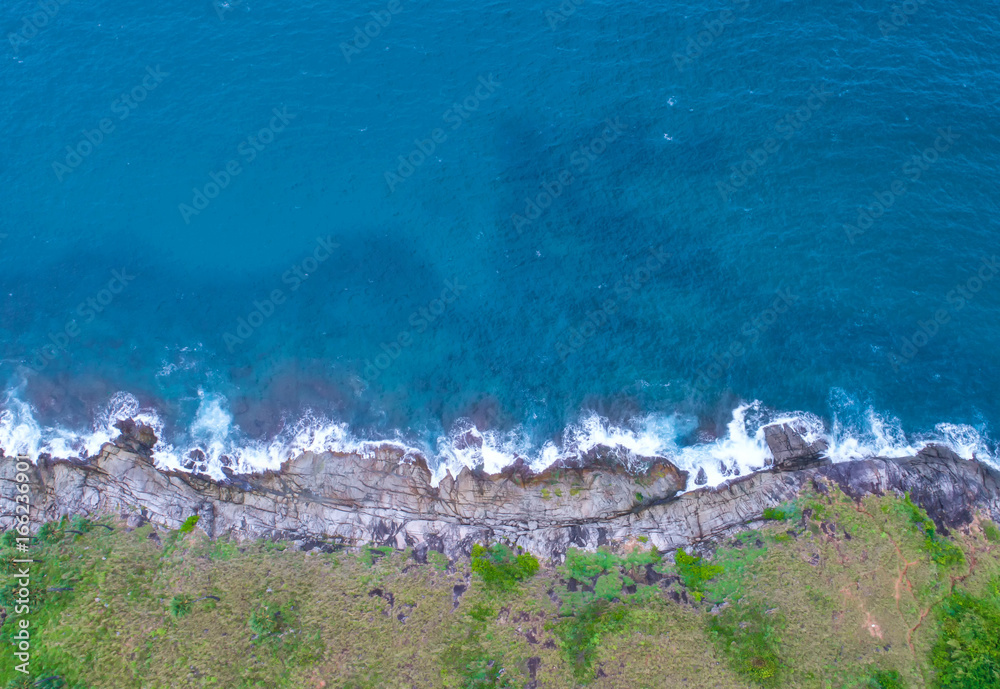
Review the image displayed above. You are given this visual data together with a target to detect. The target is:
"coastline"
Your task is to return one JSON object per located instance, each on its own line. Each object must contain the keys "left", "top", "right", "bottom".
{"left": 4, "top": 420, "right": 998, "bottom": 560}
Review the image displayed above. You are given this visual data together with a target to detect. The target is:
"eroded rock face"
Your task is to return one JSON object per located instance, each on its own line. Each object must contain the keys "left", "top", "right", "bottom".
{"left": 1, "top": 423, "right": 997, "bottom": 560}
{"left": 818, "top": 444, "right": 1000, "bottom": 529}
{"left": 764, "top": 423, "right": 830, "bottom": 470}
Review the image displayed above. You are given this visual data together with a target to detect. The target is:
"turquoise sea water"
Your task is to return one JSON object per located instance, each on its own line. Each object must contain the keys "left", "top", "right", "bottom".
{"left": 1, "top": 0, "right": 998, "bottom": 481}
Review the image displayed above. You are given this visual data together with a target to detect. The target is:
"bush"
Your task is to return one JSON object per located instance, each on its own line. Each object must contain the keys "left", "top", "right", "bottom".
{"left": 69, "top": 515, "right": 93, "bottom": 534}
{"left": 708, "top": 604, "right": 784, "bottom": 687}
{"left": 168, "top": 595, "right": 191, "bottom": 618}
{"left": 37, "top": 522, "right": 60, "bottom": 544}
{"left": 983, "top": 520, "right": 1000, "bottom": 543}
{"left": 249, "top": 606, "right": 284, "bottom": 638}
{"left": 901, "top": 495, "right": 965, "bottom": 567}
{"left": 674, "top": 549, "right": 722, "bottom": 602}
{"left": 551, "top": 599, "right": 629, "bottom": 680}
{"left": 762, "top": 508, "right": 787, "bottom": 521}
{"left": 867, "top": 668, "right": 905, "bottom": 688}
{"left": 930, "top": 578, "right": 1000, "bottom": 688}
{"left": 470, "top": 543, "right": 539, "bottom": 592}
{"left": 178, "top": 515, "right": 200, "bottom": 534}
{"left": 594, "top": 572, "right": 623, "bottom": 600}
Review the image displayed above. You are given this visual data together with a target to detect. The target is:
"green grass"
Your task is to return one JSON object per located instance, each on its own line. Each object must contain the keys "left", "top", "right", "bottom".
{"left": 983, "top": 520, "right": 1000, "bottom": 543}
{"left": 762, "top": 508, "right": 788, "bottom": 521}
{"left": 899, "top": 494, "right": 966, "bottom": 567}
{"left": 2, "top": 484, "right": 999, "bottom": 688}
{"left": 707, "top": 604, "right": 784, "bottom": 687}
{"left": 427, "top": 549, "right": 450, "bottom": 571}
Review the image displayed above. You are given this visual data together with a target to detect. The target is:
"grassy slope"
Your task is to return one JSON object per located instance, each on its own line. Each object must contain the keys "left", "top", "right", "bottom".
{"left": 1, "top": 480, "right": 999, "bottom": 689}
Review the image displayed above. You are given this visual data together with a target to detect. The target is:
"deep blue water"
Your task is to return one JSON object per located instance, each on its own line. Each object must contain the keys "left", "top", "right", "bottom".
{"left": 1, "top": 0, "right": 998, "bottom": 480}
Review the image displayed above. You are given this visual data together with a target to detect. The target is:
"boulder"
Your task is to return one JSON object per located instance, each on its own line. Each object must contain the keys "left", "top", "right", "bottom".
{"left": 764, "top": 423, "right": 829, "bottom": 470}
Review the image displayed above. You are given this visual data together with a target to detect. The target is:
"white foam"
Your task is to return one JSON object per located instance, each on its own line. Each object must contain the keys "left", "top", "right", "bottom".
{"left": 0, "top": 393, "right": 42, "bottom": 457}
{"left": 1, "top": 389, "right": 995, "bottom": 486}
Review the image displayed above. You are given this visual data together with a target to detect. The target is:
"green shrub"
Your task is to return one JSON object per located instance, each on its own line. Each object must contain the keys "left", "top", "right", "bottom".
{"left": 467, "top": 602, "right": 495, "bottom": 622}
{"left": 168, "top": 595, "right": 191, "bottom": 618}
{"left": 707, "top": 604, "right": 784, "bottom": 687}
{"left": 594, "top": 571, "right": 623, "bottom": 600}
{"left": 866, "top": 668, "right": 905, "bottom": 688}
{"left": 674, "top": 549, "right": 722, "bottom": 602}
{"left": 930, "top": 578, "right": 1000, "bottom": 688}
{"left": 900, "top": 495, "right": 965, "bottom": 567}
{"left": 249, "top": 606, "right": 284, "bottom": 638}
{"left": 762, "top": 508, "right": 787, "bottom": 521}
{"left": 563, "top": 547, "right": 620, "bottom": 580}
{"left": 470, "top": 543, "right": 539, "bottom": 592}
{"left": 178, "top": 515, "right": 200, "bottom": 534}
{"left": 551, "top": 599, "right": 629, "bottom": 680}
{"left": 0, "top": 531, "right": 16, "bottom": 549}
{"left": 982, "top": 520, "right": 1000, "bottom": 543}
{"left": 37, "top": 522, "right": 60, "bottom": 544}
{"left": 69, "top": 515, "right": 93, "bottom": 534}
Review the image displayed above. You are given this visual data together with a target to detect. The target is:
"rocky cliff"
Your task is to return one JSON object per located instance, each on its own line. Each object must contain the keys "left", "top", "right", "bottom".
{"left": 2, "top": 421, "right": 998, "bottom": 559}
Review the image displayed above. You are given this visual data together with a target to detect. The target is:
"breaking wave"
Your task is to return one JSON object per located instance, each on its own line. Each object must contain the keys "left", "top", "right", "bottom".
{"left": 1, "top": 388, "right": 994, "bottom": 488}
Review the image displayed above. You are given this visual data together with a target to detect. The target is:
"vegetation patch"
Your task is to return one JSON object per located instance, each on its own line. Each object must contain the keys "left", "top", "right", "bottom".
{"left": 673, "top": 549, "right": 723, "bottom": 602}
{"left": 866, "top": 668, "right": 906, "bottom": 688}
{"left": 470, "top": 543, "right": 539, "bottom": 592}
{"left": 982, "top": 520, "right": 1000, "bottom": 543}
{"left": 900, "top": 495, "right": 965, "bottom": 567}
{"left": 930, "top": 578, "right": 1000, "bottom": 688}
{"left": 550, "top": 599, "right": 629, "bottom": 681}
{"left": 3, "top": 484, "right": 1000, "bottom": 688}
{"left": 707, "top": 604, "right": 785, "bottom": 687}
{"left": 177, "top": 515, "right": 200, "bottom": 535}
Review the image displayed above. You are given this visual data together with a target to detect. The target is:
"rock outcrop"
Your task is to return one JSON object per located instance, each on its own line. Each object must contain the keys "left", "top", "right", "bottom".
{"left": 763, "top": 423, "right": 829, "bottom": 470}
{"left": 1, "top": 423, "right": 998, "bottom": 560}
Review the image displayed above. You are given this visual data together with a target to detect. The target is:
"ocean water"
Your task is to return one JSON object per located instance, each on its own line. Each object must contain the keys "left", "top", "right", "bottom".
{"left": 1, "top": 0, "right": 998, "bottom": 483}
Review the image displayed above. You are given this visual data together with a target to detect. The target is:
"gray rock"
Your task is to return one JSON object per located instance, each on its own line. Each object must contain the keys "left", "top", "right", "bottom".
{"left": 764, "top": 423, "right": 830, "bottom": 470}
{"left": 1, "top": 423, "right": 997, "bottom": 561}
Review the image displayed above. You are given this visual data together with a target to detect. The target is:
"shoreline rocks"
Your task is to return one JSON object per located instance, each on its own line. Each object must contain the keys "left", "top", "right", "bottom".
{"left": 2, "top": 423, "right": 998, "bottom": 560}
